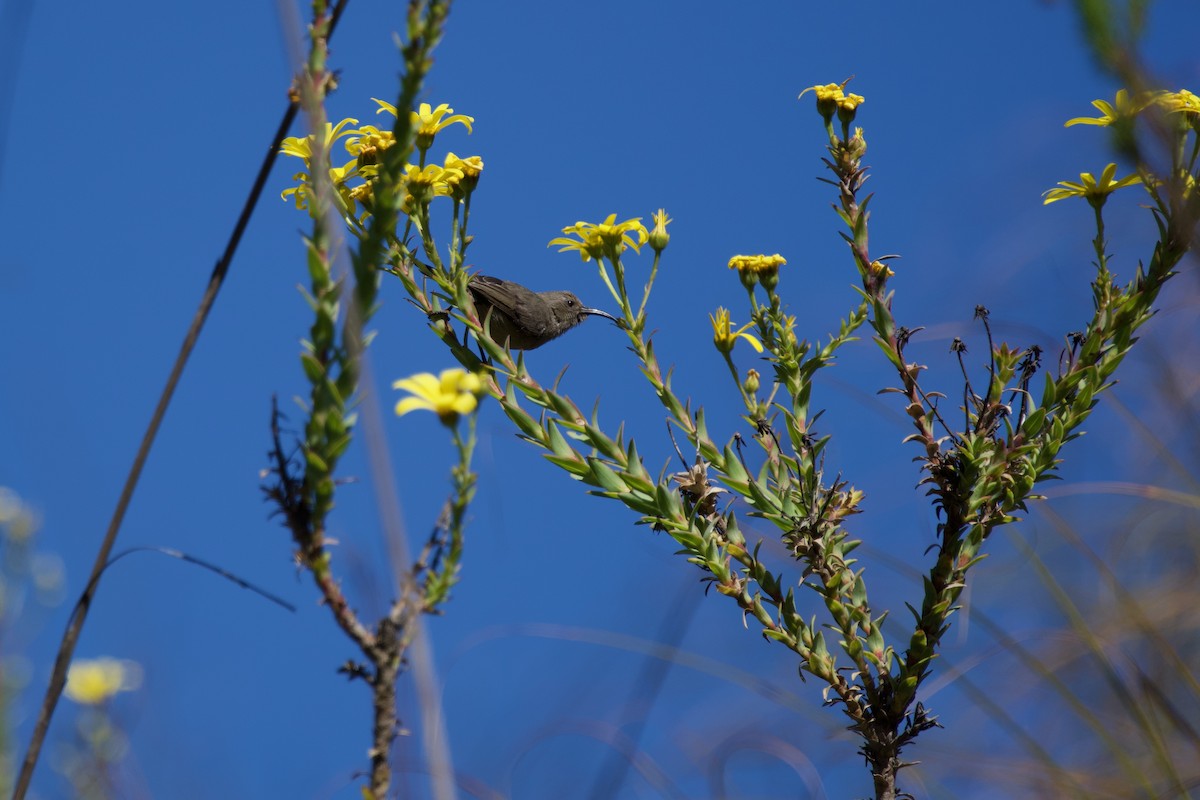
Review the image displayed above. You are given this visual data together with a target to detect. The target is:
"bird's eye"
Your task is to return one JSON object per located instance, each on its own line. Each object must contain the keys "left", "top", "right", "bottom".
{"left": 567, "top": 298, "right": 576, "bottom": 307}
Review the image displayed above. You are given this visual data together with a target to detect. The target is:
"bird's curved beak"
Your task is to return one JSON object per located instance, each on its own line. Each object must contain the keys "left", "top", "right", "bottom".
{"left": 582, "top": 307, "right": 619, "bottom": 324}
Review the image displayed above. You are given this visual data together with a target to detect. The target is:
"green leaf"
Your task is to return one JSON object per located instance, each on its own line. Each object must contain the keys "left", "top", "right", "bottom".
{"left": 543, "top": 453, "right": 588, "bottom": 478}
{"left": 546, "top": 421, "right": 574, "bottom": 459}
{"left": 586, "top": 458, "right": 629, "bottom": 493}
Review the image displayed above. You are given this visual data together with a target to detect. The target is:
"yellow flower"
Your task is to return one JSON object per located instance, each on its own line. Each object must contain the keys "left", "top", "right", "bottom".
{"left": 443, "top": 152, "right": 484, "bottom": 198}
{"left": 370, "top": 98, "right": 473, "bottom": 148}
{"left": 800, "top": 81, "right": 849, "bottom": 121}
{"left": 868, "top": 259, "right": 894, "bottom": 278}
{"left": 279, "top": 160, "right": 360, "bottom": 210}
{"left": 444, "top": 152, "right": 483, "bottom": 179}
{"left": 800, "top": 83, "right": 845, "bottom": 102}
{"left": 64, "top": 657, "right": 142, "bottom": 705}
{"left": 1064, "top": 89, "right": 1149, "bottom": 127}
{"left": 344, "top": 125, "right": 396, "bottom": 170}
{"left": 411, "top": 102, "right": 474, "bottom": 150}
{"left": 1155, "top": 88, "right": 1200, "bottom": 121}
{"left": 1042, "top": 163, "right": 1142, "bottom": 208}
{"left": 728, "top": 254, "right": 786, "bottom": 289}
{"left": 648, "top": 208, "right": 671, "bottom": 253}
{"left": 710, "top": 308, "right": 763, "bottom": 355}
{"left": 348, "top": 182, "right": 374, "bottom": 215}
{"left": 394, "top": 369, "right": 486, "bottom": 425}
{"left": 838, "top": 93, "right": 865, "bottom": 112}
{"left": 404, "top": 163, "right": 464, "bottom": 205}
{"left": 280, "top": 118, "right": 360, "bottom": 165}
{"left": 837, "top": 92, "right": 865, "bottom": 124}
{"left": 549, "top": 214, "right": 649, "bottom": 262}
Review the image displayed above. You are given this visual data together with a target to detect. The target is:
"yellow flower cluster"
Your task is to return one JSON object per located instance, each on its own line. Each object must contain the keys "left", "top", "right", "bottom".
{"left": 800, "top": 81, "right": 865, "bottom": 123}
{"left": 728, "top": 253, "right": 787, "bottom": 289}
{"left": 1050, "top": 87, "right": 1199, "bottom": 209}
{"left": 279, "top": 100, "right": 480, "bottom": 222}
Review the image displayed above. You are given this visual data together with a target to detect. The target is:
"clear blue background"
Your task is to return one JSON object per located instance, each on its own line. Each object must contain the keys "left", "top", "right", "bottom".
{"left": 2, "top": 1, "right": 1198, "bottom": 797}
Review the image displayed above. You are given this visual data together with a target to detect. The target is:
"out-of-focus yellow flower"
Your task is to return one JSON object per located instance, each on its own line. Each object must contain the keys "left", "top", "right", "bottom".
{"left": 1155, "top": 88, "right": 1200, "bottom": 122}
{"left": 1064, "top": 89, "right": 1150, "bottom": 127}
{"left": 279, "top": 119, "right": 363, "bottom": 205}
{"left": 393, "top": 369, "right": 486, "bottom": 425}
{"left": 280, "top": 160, "right": 359, "bottom": 210}
{"left": 549, "top": 214, "right": 649, "bottom": 262}
{"left": 710, "top": 308, "right": 763, "bottom": 355}
{"left": 64, "top": 658, "right": 142, "bottom": 706}
{"left": 648, "top": 209, "right": 671, "bottom": 253}
{"left": 348, "top": 182, "right": 374, "bottom": 210}
{"left": 1042, "top": 163, "right": 1142, "bottom": 208}
{"left": 0, "top": 486, "right": 36, "bottom": 541}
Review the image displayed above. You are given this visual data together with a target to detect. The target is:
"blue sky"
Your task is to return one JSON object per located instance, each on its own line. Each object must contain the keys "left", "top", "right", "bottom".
{"left": 2, "top": 1, "right": 1198, "bottom": 798}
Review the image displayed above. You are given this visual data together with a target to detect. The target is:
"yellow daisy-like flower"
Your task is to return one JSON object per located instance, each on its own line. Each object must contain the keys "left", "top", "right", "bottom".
{"left": 1064, "top": 89, "right": 1150, "bottom": 128}
{"left": 413, "top": 102, "right": 474, "bottom": 150}
{"left": 279, "top": 160, "right": 360, "bottom": 210}
{"left": 444, "top": 152, "right": 483, "bottom": 180}
{"left": 370, "top": 98, "right": 474, "bottom": 149}
{"left": 404, "top": 163, "right": 464, "bottom": 205}
{"left": 443, "top": 152, "right": 484, "bottom": 198}
{"left": 710, "top": 307, "right": 763, "bottom": 355}
{"left": 280, "top": 118, "right": 360, "bottom": 164}
{"left": 411, "top": 103, "right": 474, "bottom": 136}
{"left": 549, "top": 214, "right": 649, "bottom": 262}
{"left": 648, "top": 208, "right": 671, "bottom": 253}
{"left": 344, "top": 124, "right": 396, "bottom": 170}
{"left": 64, "top": 657, "right": 142, "bottom": 706}
{"left": 394, "top": 369, "right": 486, "bottom": 425}
{"left": 1042, "top": 163, "right": 1142, "bottom": 208}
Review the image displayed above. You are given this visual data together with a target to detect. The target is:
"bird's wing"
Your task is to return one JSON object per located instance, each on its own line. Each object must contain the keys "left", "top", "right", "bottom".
{"left": 467, "top": 274, "right": 523, "bottom": 317}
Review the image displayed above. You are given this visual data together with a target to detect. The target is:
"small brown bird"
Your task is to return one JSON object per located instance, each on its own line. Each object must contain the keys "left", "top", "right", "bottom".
{"left": 467, "top": 274, "right": 619, "bottom": 350}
